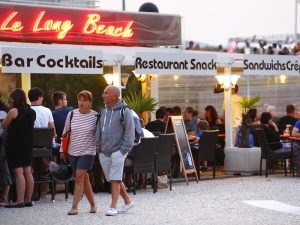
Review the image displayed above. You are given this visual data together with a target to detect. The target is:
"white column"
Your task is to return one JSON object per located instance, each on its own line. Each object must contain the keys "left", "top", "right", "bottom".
{"left": 224, "top": 67, "right": 233, "bottom": 148}
{"left": 150, "top": 74, "right": 159, "bottom": 121}
{"left": 246, "top": 75, "right": 250, "bottom": 98}
{"left": 112, "top": 62, "right": 122, "bottom": 98}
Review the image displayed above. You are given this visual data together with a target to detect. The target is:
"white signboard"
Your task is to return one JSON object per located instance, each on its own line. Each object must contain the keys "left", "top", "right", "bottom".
{"left": 135, "top": 52, "right": 218, "bottom": 75}
{"left": 243, "top": 54, "right": 300, "bottom": 76}
{"left": 1, "top": 47, "right": 103, "bottom": 74}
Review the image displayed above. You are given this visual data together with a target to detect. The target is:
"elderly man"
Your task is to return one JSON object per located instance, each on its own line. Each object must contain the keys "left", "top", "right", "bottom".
{"left": 96, "top": 85, "right": 135, "bottom": 216}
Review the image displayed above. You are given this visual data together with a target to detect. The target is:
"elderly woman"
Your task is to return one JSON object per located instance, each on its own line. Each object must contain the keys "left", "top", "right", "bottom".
{"left": 61, "top": 90, "right": 97, "bottom": 215}
{"left": 3, "top": 89, "right": 36, "bottom": 208}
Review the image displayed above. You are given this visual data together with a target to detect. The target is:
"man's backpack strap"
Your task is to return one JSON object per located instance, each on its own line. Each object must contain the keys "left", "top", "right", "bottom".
{"left": 96, "top": 107, "right": 104, "bottom": 125}
{"left": 120, "top": 106, "right": 130, "bottom": 126}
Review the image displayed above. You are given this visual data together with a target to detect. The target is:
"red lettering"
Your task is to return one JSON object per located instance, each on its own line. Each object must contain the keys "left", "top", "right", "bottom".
{"left": 0, "top": 11, "right": 134, "bottom": 40}
{"left": 83, "top": 14, "right": 133, "bottom": 38}
{"left": 33, "top": 11, "right": 73, "bottom": 39}
{"left": 0, "top": 11, "right": 23, "bottom": 32}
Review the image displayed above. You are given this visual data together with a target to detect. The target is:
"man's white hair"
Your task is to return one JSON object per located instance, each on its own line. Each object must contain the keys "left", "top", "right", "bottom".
{"left": 107, "top": 85, "right": 120, "bottom": 98}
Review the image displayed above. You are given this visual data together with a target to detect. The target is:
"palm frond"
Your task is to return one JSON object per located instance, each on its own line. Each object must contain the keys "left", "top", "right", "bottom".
{"left": 123, "top": 92, "right": 158, "bottom": 114}
{"left": 236, "top": 95, "right": 261, "bottom": 114}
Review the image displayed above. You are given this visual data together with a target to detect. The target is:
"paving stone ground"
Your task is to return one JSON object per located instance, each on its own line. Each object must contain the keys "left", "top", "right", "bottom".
{"left": 1, "top": 175, "right": 300, "bottom": 225}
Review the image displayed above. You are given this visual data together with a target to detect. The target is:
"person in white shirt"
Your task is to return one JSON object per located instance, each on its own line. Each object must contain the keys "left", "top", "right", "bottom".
{"left": 28, "top": 87, "right": 55, "bottom": 130}
{"left": 28, "top": 87, "right": 56, "bottom": 196}
{"left": 0, "top": 100, "right": 11, "bottom": 206}
{"left": 0, "top": 110, "right": 7, "bottom": 137}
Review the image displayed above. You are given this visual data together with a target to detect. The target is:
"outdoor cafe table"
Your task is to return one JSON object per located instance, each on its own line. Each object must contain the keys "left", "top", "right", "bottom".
{"left": 280, "top": 134, "right": 290, "bottom": 140}
{"left": 289, "top": 137, "right": 300, "bottom": 141}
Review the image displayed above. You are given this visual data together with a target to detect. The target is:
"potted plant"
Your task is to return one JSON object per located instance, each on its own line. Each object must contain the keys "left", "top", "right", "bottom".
{"left": 236, "top": 95, "right": 261, "bottom": 148}
{"left": 224, "top": 95, "right": 265, "bottom": 175}
{"left": 123, "top": 92, "right": 158, "bottom": 121}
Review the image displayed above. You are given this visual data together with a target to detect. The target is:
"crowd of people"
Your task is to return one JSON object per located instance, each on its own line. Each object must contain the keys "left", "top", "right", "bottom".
{"left": 185, "top": 40, "right": 300, "bottom": 56}
{"left": 148, "top": 103, "right": 300, "bottom": 176}
{"left": 1, "top": 85, "right": 300, "bottom": 216}
{"left": 0, "top": 86, "right": 134, "bottom": 216}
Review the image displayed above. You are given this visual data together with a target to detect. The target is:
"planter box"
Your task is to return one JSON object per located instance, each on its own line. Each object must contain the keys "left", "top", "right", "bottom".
{"left": 224, "top": 147, "right": 266, "bottom": 175}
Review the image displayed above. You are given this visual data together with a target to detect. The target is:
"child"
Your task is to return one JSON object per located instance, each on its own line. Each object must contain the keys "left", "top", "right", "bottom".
{"left": 196, "top": 120, "right": 209, "bottom": 139}
{"left": 188, "top": 120, "right": 209, "bottom": 145}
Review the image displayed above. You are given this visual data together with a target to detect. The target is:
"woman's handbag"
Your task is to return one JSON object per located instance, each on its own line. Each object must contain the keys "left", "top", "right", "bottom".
{"left": 60, "top": 111, "right": 74, "bottom": 155}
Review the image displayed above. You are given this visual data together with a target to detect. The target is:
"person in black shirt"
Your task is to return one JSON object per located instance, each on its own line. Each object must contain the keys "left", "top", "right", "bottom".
{"left": 261, "top": 112, "right": 282, "bottom": 151}
{"left": 278, "top": 105, "right": 298, "bottom": 134}
{"left": 247, "top": 108, "right": 260, "bottom": 125}
{"left": 204, "top": 105, "right": 222, "bottom": 129}
{"left": 145, "top": 108, "right": 166, "bottom": 134}
{"left": 3, "top": 89, "right": 36, "bottom": 208}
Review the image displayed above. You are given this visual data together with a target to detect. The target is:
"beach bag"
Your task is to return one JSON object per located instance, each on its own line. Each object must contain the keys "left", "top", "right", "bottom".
{"left": 157, "top": 175, "right": 168, "bottom": 189}
{"left": 60, "top": 111, "right": 74, "bottom": 155}
{"left": 235, "top": 126, "right": 254, "bottom": 148}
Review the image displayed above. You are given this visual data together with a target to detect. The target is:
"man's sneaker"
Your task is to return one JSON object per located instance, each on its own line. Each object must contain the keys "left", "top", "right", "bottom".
{"left": 117, "top": 202, "right": 134, "bottom": 214}
{"left": 106, "top": 207, "right": 118, "bottom": 216}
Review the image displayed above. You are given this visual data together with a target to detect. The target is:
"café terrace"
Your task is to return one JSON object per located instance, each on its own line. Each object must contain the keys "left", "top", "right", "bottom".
{"left": 0, "top": 2, "right": 300, "bottom": 177}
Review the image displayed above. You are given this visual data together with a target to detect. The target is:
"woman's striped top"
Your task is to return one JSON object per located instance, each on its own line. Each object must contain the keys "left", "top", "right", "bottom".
{"left": 63, "top": 109, "right": 97, "bottom": 156}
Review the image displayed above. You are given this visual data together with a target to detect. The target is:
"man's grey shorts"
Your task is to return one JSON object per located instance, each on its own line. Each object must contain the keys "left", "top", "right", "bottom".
{"left": 99, "top": 151, "right": 127, "bottom": 182}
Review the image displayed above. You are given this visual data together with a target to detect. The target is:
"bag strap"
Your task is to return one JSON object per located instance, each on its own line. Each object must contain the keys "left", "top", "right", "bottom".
{"left": 97, "top": 106, "right": 129, "bottom": 130}
{"left": 96, "top": 108, "right": 104, "bottom": 125}
{"left": 120, "top": 106, "right": 128, "bottom": 124}
{"left": 69, "top": 110, "right": 74, "bottom": 134}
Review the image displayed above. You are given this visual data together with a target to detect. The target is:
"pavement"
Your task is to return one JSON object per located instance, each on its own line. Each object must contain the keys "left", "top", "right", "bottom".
{"left": 1, "top": 175, "right": 300, "bottom": 225}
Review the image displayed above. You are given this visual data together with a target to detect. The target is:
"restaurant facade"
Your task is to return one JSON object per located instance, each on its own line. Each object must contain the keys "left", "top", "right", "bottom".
{"left": 0, "top": 1, "right": 181, "bottom": 97}
{"left": 2, "top": 2, "right": 300, "bottom": 152}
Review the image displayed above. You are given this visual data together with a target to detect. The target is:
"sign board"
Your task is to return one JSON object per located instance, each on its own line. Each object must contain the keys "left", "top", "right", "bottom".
{"left": 0, "top": 3, "right": 181, "bottom": 46}
{"left": 135, "top": 52, "right": 218, "bottom": 75}
{"left": 243, "top": 54, "right": 300, "bottom": 76}
{"left": 165, "top": 116, "right": 198, "bottom": 184}
{"left": 1, "top": 47, "right": 103, "bottom": 74}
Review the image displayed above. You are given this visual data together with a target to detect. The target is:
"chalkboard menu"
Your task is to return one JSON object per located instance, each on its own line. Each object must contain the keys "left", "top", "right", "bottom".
{"left": 165, "top": 116, "right": 198, "bottom": 184}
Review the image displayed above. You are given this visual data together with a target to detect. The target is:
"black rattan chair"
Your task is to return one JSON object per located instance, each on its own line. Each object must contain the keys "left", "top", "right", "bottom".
{"left": 196, "top": 130, "right": 219, "bottom": 179}
{"left": 255, "top": 128, "right": 294, "bottom": 177}
{"left": 128, "top": 137, "right": 159, "bottom": 195}
{"left": 156, "top": 134, "right": 175, "bottom": 191}
{"left": 32, "top": 128, "right": 55, "bottom": 202}
{"left": 152, "top": 131, "right": 161, "bottom": 137}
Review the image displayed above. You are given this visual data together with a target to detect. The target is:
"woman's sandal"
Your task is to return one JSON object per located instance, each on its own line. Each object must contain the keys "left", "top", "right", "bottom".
{"left": 0, "top": 202, "right": 8, "bottom": 207}
{"left": 5, "top": 202, "right": 25, "bottom": 208}
{"left": 25, "top": 202, "right": 33, "bottom": 207}
{"left": 89, "top": 207, "right": 97, "bottom": 213}
{"left": 67, "top": 209, "right": 78, "bottom": 215}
